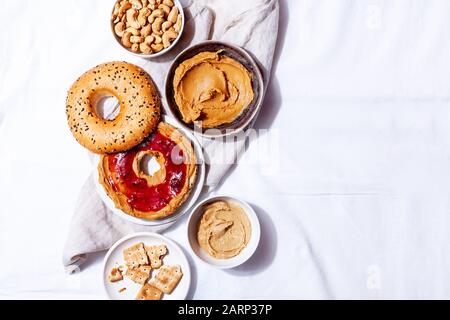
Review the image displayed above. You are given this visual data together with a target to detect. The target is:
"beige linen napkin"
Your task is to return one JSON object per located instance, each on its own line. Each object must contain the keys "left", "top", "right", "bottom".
{"left": 63, "top": 0, "right": 279, "bottom": 273}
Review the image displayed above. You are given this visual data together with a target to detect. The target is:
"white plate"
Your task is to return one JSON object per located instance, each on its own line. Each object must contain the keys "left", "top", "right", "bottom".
{"left": 94, "top": 115, "right": 205, "bottom": 226}
{"left": 187, "top": 195, "right": 261, "bottom": 269}
{"left": 103, "top": 232, "right": 191, "bottom": 300}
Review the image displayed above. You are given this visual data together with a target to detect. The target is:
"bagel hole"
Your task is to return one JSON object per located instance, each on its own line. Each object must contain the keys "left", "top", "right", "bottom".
{"left": 92, "top": 92, "right": 120, "bottom": 121}
{"left": 141, "top": 154, "right": 161, "bottom": 177}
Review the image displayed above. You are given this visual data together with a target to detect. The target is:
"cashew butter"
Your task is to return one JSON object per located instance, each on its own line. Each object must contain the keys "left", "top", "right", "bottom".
{"left": 197, "top": 200, "right": 252, "bottom": 259}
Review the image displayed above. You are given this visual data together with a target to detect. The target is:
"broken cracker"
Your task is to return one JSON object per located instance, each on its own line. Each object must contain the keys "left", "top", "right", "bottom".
{"left": 125, "top": 265, "right": 151, "bottom": 285}
{"left": 108, "top": 267, "right": 123, "bottom": 283}
{"left": 145, "top": 244, "right": 168, "bottom": 269}
{"left": 149, "top": 265, "right": 183, "bottom": 294}
{"left": 123, "top": 242, "right": 149, "bottom": 269}
{"left": 136, "top": 283, "right": 163, "bottom": 300}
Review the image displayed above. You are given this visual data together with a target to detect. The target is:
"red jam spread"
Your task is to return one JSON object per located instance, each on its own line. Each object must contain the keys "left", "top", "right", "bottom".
{"left": 107, "top": 131, "right": 187, "bottom": 212}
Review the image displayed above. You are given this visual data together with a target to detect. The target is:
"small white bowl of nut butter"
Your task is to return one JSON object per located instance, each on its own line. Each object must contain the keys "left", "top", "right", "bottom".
{"left": 111, "top": 0, "right": 185, "bottom": 58}
{"left": 187, "top": 196, "right": 261, "bottom": 269}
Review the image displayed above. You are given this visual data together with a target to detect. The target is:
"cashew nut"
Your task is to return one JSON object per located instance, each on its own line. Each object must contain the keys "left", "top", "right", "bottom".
{"left": 159, "top": 4, "right": 171, "bottom": 16}
{"left": 148, "top": 9, "right": 164, "bottom": 24}
{"left": 167, "top": 6, "right": 179, "bottom": 24}
{"left": 152, "top": 17, "right": 164, "bottom": 35}
{"left": 162, "top": 29, "right": 178, "bottom": 48}
{"left": 119, "top": 1, "right": 132, "bottom": 17}
{"left": 126, "top": 27, "right": 141, "bottom": 36}
{"left": 142, "top": 0, "right": 149, "bottom": 7}
{"left": 140, "top": 42, "right": 153, "bottom": 54}
{"left": 114, "top": 22, "right": 126, "bottom": 37}
{"left": 112, "top": 3, "right": 120, "bottom": 21}
{"left": 131, "top": 43, "right": 140, "bottom": 52}
{"left": 130, "top": 35, "right": 144, "bottom": 43}
{"left": 173, "top": 14, "right": 182, "bottom": 33}
{"left": 130, "top": 0, "right": 143, "bottom": 9}
{"left": 138, "top": 7, "right": 151, "bottom": 27}
{"left": 162, "top": 21, "right": 172, "bottom": 33}
{"left": 126, "top": 9, "right": 141, "bottom": 29}
{"left": 151, "top": 43, "right": 164, "bottom": 53}
{"left": 152, "top": 34, "right": 162, "bottom": 44}
{"left": 121, "top": 32, "right": 133, "bottom": 48}
{"left": 140, "top": 24, "right": 152, "bottom": 37}
{"left": 145, "top": 35, "right": 155, "bottom": 44}
{"left": 163, "top": 0, "right": 174, "bottom": 7}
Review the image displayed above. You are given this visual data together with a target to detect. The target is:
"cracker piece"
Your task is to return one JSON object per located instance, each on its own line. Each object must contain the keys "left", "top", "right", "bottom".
{"left": 108, "top": 267, "right": 123, "bottom": 283}
{"left": 145, "top": 244, "right": 168, "bottom": 269}
{"left": 123, "top": 243, "right": 149, "bottom": 268}
{"left": 136, "top": 283, "right": 163, "bottom": 300}
{"left": 125, "top": 265, "right": 152, "bottom": 285}
{"left": 149, "top": 265, "right": 183, "bottom": 294}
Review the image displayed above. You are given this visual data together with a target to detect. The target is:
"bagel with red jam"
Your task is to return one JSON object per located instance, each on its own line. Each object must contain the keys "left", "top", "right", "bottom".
{"left": 98, "top": 122, "right": 197, "bottom": 220}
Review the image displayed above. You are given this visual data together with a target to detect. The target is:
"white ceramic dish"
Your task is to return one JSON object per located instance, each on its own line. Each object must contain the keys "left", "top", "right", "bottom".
{"left": 187, "top": 195, "right": 261, "bottom": 269}
{"left": 93, "top": 115, "right": 205, "bottom": 226}
{"left": 103, "top": 232, "right": 191, "bottom": 300}
{"left": 110, "top": 0, "right": 185, "bottom": 58}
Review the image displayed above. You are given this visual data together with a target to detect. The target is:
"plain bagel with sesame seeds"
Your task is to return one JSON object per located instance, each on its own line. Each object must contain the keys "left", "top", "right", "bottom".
{"left": 66, "top": 61, "right": 161, "bottom": 154}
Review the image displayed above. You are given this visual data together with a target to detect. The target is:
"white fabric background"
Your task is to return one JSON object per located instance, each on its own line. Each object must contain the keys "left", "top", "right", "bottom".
{"left": 1, "top": 0, "right": 450, "bottom": 299}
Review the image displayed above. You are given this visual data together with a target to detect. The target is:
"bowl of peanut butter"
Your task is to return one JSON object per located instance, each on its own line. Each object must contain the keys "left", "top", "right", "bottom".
{"left": 187, "top": 195, "right": 261, "bottom": 269}
{"left": 165, "top": 41, "right": 265, "bottom": 138}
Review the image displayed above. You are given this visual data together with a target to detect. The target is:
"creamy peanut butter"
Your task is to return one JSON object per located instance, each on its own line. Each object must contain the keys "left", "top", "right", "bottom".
{"left": 197, "top": 200, "right": 252, "bottom": 259}
{"left": 173, "top": 51, "right": 254, "bottom": 128}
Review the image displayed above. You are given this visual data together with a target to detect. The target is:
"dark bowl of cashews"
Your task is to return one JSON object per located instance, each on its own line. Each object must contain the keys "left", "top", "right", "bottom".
{"left": 111, "top": 0, "right": 185, "bottom": 58}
